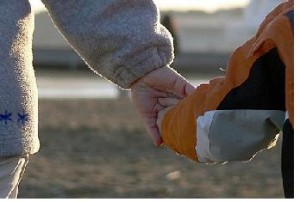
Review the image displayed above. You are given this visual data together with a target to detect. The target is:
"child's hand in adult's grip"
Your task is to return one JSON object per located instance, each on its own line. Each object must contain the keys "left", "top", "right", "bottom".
{"left": 131, "top": 66, "right": 195, "bottom": 146}
{"left": 156, "top": 97, "right": 181, "bottom": 134}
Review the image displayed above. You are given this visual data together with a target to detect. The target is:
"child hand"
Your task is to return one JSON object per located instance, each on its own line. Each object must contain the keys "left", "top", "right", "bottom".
{"left": 156, "top": 97, "right": 181, "bottom": 134}
{"left": 131, "top": 66, "right": 195, "bottom": 146}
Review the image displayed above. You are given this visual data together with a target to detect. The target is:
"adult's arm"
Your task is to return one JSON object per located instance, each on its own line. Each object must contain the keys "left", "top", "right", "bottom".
{"left": 41, "top": 0, "right": 174, "bottom": 88}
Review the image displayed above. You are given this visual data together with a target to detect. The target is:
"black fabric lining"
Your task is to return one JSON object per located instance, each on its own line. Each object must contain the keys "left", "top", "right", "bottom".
{"left": 281, "top": 119, "right": 294, "bottom": 198}
{"left": 217, "top": 48, "right": 285, "bottom": 110}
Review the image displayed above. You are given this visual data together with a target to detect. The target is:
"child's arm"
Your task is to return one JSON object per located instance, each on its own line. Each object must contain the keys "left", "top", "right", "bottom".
{"left": 157, "top": 1, "right": 294, "bottom": 163}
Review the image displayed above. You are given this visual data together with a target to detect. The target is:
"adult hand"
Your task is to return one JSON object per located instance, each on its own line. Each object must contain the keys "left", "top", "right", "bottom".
{"left": 156, "top": 97, "right": 180, "bottom": 134}
{"left": 130, "top": 66, "right": 195, "bottom": 146}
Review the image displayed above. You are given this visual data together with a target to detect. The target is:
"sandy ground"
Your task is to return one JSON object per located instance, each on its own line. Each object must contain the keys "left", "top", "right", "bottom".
{"left": 18, "top": 98, "right": 284, "bottom": 198}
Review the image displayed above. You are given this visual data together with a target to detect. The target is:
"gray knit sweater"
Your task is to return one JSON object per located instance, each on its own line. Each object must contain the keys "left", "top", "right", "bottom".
{"left": 0, "top": 0, "right": 174, "bottom": 157}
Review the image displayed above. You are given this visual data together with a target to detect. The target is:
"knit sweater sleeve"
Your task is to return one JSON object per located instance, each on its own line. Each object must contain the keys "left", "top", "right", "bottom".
{"left": 41, "top": 0, "right": 174, "bottom": 89}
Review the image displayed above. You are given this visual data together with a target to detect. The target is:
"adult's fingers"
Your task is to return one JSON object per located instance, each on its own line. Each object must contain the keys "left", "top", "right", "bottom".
{"left": 142, "top": 66, "right": 196, "bottom": 98}
{"left": 142, "top": 114, "right": 163, "bottom": 146}
{"left": 158, "top": 97, "right": 180, "bottom": 107}
{"left": 156, "top": 106, "right": 174, "bottom": 134}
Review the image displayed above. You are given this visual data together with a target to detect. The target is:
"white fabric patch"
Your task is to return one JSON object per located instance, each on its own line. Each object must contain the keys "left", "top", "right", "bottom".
{"left": 195, "top": 111, "right": 216, "bottom": 163}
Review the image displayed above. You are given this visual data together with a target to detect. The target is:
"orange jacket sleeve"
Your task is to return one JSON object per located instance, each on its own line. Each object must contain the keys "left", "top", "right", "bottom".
{"left": 161, "top": 0, "right": 294, "bottom": 163}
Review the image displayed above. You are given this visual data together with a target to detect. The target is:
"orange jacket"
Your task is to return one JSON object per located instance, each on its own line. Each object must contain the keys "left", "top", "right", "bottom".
{"left": 161, "top": 0, "right": 294, "bottom": 163}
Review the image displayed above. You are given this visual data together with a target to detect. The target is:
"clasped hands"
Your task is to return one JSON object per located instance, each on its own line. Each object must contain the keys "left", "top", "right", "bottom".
{"left": 131, "top": 66, "right": 195, "bottom": 146}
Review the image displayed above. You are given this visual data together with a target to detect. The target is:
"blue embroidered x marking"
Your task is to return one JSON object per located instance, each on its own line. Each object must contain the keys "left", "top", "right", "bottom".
{"left": 18, "top": 112, "right": 29, "bottom": 125}
{"left": 0, "top": 110, "right": 13, "bottom": 124}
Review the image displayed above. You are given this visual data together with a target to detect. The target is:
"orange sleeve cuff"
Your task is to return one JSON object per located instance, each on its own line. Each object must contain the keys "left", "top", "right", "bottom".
{"left": 161, "top": 90, "right": 202, "bottom": 162}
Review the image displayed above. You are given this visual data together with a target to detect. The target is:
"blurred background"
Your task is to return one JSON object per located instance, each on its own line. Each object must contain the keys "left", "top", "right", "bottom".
{"left": 30, "top": 0, "right": 283, "bottom": 99}
{"left": 19, "top": 0, "right": 285, "bottom": 198}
